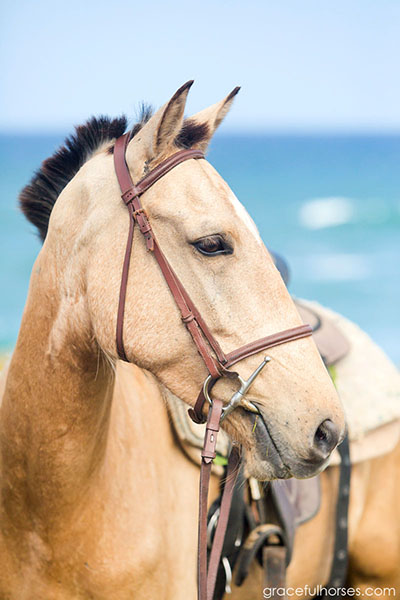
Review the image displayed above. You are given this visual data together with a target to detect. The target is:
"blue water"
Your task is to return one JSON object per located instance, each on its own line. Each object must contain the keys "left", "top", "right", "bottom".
{"left": 1, "top": 133, "right": 399, "bottom": 363}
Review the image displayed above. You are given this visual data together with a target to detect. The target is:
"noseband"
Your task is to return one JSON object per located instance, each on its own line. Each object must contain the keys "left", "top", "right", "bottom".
{"left": 113, "top": 133, "right": 312, "bottom": 600}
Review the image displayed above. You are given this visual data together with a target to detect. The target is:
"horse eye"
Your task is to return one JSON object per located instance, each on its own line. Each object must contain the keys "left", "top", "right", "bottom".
{"left": 193, "top": 235, "right": 233, "bottom": 256}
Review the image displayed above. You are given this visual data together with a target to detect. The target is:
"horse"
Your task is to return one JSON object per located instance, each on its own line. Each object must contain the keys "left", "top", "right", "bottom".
{"left": 0, "top": 82, "right": 345, "bottom": 599}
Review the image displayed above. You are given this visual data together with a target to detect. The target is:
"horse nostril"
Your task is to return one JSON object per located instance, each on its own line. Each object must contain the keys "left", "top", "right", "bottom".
{"left": 313, "top": 419, "right": 339, "bottom": 459}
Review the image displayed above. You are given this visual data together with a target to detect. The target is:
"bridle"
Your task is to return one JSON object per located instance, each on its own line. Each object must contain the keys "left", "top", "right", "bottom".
{"left": 113, "top": 133, "right": 312, "bottom": 600}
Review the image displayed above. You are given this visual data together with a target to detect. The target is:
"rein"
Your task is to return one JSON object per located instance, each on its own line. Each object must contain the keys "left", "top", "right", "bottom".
{"left": 113, "top": 132, "right": 312, "bottom": 600}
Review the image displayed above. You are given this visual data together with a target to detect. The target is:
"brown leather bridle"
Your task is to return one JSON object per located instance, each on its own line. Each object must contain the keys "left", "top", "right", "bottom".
{"left": 113, "top": 132, "right": 312, "bottom": 600}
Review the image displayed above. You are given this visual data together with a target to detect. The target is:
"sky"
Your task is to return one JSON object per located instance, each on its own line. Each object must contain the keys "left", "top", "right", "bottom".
{"left": 1, "top": 0, "right": 400, "bottom": 133}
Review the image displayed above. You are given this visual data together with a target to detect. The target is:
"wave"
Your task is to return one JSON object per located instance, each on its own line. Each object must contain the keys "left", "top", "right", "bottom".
{"left": 299, "top": 196, "right": 400, "bottom": 229}
{"left": 299, "top": 197, "right": 354, "bottom": 229}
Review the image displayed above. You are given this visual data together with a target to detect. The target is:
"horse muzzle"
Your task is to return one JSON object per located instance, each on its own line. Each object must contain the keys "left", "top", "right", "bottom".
{"left": 247, "top": 408, "right": 342, "bottom": 480}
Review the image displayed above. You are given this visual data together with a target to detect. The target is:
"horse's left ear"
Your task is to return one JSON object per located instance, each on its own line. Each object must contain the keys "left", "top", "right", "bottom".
{"left": 183, "top": 87, "right": 240, "bottom": 153}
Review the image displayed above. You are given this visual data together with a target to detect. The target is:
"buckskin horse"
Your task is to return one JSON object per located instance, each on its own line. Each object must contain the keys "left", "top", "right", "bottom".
{"left": 0, "top": 82, "right": 346, "bottom": 599}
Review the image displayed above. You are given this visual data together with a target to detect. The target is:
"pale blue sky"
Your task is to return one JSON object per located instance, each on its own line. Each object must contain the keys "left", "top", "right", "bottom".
{"left": 1, "top": 0, "right": 400, "bottom": 132}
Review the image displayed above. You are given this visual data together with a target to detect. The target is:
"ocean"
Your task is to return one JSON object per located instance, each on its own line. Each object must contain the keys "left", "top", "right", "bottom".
{"left": 1, "top": 133, "right": 399, "bottom": 364}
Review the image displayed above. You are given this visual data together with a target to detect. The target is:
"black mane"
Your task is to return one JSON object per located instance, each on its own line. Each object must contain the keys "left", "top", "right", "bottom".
{"left": 20, "top": 108, "right": 209, "bottom": 241}
{"left": 20, "top": 115, "right": 131, "bottom": 241}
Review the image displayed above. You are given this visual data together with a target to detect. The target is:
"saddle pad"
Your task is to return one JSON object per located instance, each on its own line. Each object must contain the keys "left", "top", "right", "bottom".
{"left": 295, "top": 300, "right": 350, "bottom": 366}
{"left": 298, "top": 299, "right": 400, "bottom": 443}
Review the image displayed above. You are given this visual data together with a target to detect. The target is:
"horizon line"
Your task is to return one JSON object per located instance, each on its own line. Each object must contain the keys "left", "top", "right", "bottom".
{"left": 2, "top": 126, "right": 400, "bottom": 137}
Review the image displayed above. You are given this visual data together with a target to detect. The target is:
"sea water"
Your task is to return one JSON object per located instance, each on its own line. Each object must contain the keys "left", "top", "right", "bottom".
{"left": 1, "top": 133, "right": 399, "bottom": 363}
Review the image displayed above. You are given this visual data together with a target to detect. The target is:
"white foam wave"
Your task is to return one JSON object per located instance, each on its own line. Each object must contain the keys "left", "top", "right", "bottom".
{"left": 299, "top": 197, "right": 354, "bottom": 229}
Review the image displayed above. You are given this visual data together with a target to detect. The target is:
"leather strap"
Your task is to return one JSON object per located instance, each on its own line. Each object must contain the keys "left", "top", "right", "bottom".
{"left": 325, "top": 434, "right": 351, "bottom": 590}
{"left": 198, "top": 400, "right": 241, "bottom": 600}
{"left": 235, "top": 523, "right": 285, "bottom": 586}
{"left": 115, "top": 134, "right": 204, "bottom": 199}
{"left": 116, "top": 202, "right": 135, "bottom": 361}
{"left": 197, "top": 399, "right": 223, "bottom": 598}
{"left": 269, "top": 481, "right": 295, "bottom": 565}
{"left": 263, "top": 545, "right": 287, "bottom": 597}
{"left": 211, "top": 464, "right": 246, "bottom": 600}
{"left": 206, "top": 447, "right": 241, "bottom": 599}
{"left": 225, "top": 324, "right": 312, "bottom": 368}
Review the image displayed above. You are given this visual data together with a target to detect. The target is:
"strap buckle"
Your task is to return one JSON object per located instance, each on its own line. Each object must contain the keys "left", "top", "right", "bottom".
{"left": 133, "top": 208, "right": 154, "bottom": 251}
{"left": 203, "top": 356, "right": 271, "bottom": 422}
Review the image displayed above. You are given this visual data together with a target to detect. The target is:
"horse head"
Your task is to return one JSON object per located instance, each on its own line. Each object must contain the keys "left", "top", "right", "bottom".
{"left": 25, "top": 82, "right": 345, "bottom": 480}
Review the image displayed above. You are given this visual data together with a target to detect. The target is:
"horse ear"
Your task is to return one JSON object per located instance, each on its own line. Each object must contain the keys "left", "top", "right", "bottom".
{"left": 131, "top": 81, "right": 193, "bottom": 162}
{"left": 184, "top": 87, "right": 240, "bottom": 152}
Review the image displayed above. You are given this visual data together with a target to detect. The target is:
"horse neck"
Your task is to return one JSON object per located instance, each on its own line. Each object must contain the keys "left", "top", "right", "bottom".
{"left": 0, "top": 248, "right": 115, "bottom": 525}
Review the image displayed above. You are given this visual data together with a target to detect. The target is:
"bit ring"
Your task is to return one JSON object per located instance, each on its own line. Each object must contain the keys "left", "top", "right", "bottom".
{"left": 202, "top": 356, "right": 271, "bottom": 422}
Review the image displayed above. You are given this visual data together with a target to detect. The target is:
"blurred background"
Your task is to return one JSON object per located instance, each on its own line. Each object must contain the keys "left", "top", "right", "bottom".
{"left": 1, "top": 0, "right": 399, "bottom": 363}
